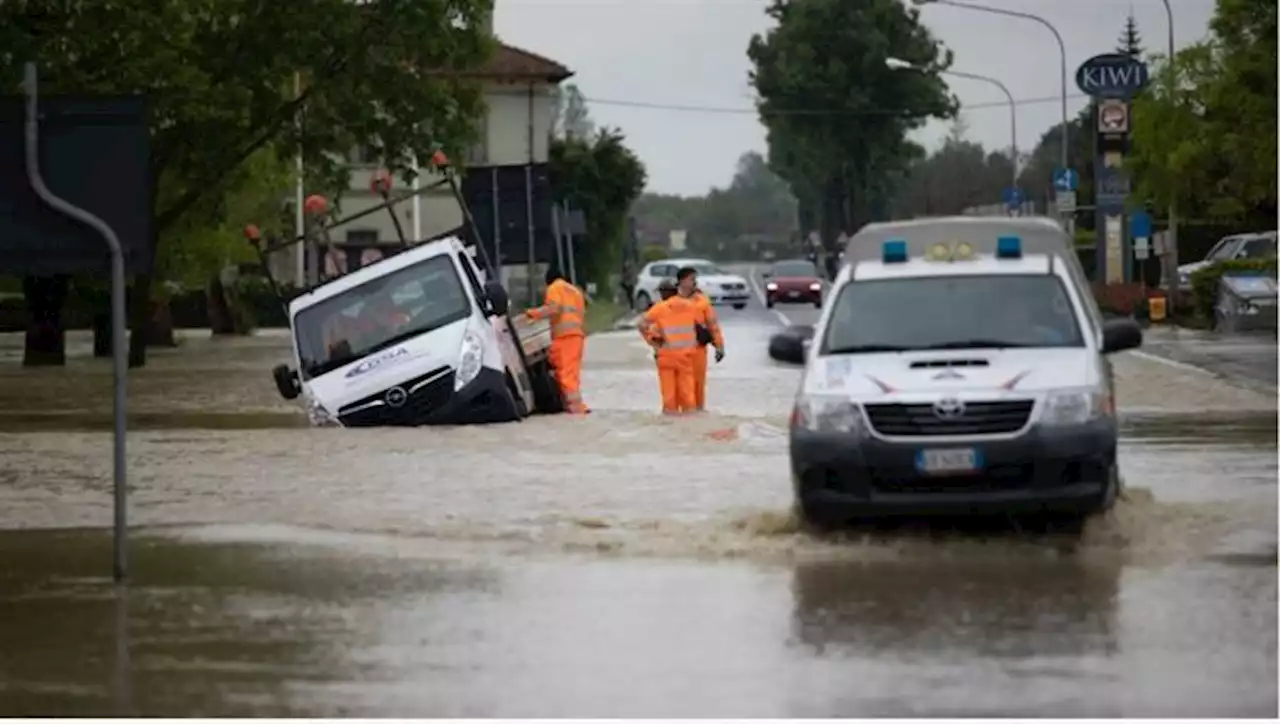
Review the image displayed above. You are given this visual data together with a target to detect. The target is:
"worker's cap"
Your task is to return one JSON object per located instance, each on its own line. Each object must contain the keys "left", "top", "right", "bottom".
{"left": 657, "top": 278, "right": 677, "bottom": 292}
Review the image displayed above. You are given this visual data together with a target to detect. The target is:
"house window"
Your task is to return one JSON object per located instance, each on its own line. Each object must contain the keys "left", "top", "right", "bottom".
{"left": 345, "top": 229, "right": 379, "bottom": 245}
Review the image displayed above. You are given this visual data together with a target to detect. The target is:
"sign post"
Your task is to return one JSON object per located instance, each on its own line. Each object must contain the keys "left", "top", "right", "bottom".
{"left": 1052, "top": 168, "right": 1078, "bottom": 231}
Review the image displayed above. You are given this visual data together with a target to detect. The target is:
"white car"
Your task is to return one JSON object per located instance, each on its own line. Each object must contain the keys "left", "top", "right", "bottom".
{"left": 1175, "top": 231, "right": 1276, "bottom": 291}
{"left": 633, "top": 258, "right": 751, "bottom": 309}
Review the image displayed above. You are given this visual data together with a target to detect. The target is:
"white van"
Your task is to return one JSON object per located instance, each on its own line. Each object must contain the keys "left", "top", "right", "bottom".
{"left": 787, "top": 217, "right": 1144, "bottom": 528}
{"left": 270, "top": 235, "right": 562, "bottom": 426}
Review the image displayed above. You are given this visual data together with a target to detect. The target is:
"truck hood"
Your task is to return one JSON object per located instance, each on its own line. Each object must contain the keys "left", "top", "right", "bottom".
{"left": 698, "top": 274, "right": 748, "bottom": 287}
{"left": 304, "top": 318, "right": 469, "bottom": 411}
{"left": 804, "top": 348, "right": 1100, "bottom": 399}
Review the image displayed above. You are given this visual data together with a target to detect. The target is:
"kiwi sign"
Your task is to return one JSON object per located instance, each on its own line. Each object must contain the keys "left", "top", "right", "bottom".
{"left": 1075, "top": 53, "right": 1150, "bottom": 99}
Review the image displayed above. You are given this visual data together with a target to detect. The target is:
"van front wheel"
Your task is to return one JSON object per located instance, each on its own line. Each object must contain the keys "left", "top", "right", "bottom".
{"left": 529, "top": 359, "right": 564, "bottom": 414}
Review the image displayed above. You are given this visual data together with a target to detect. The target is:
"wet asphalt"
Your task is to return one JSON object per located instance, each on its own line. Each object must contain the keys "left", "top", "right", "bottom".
{"left": 0, "top": 270, "right": 1275, "bottom": 716}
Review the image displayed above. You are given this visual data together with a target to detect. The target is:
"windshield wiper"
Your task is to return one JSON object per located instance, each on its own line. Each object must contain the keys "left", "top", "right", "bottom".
{"left": 923, "top": 339, "right": 1030, "bottom": 350}
{"left": 826, "top": 344, "right": 912, "bottom": 354}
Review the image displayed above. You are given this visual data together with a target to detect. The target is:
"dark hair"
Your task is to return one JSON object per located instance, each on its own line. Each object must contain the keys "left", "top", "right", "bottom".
{"left": 545, "top": 267, "right": 564, "bottom": 285}
{"left": 676, "top": 266, "right": 697, "bottom": 282}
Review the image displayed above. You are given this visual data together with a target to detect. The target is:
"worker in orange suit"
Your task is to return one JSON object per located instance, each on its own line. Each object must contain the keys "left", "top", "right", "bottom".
{"left": 684, "top": 269, "right": 726, "bottom": 411}
{"left": 525, "top": 267, "right": 590, "bottom": 414}
{"left": 638, "top": 278, "right": 700, "bottom": 415}
{"left": 644, "top": 278, "right": 679, "bottom": 354}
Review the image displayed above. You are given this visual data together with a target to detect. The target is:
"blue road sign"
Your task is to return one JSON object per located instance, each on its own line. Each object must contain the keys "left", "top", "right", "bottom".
{"left": 1130, "top": 211, "right": 1153, "bottom": 239}
{"left": 1052, "top": 168, "right": 1079, "bottom": 192}
{"left": 1002, "top": 187, "right": 1024, "bottom": 209}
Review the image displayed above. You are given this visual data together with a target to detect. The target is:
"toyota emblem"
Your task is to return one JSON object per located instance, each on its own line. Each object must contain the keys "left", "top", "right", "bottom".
{"left": 385, "top": 386, "right": 408, "bottom": 408}
{"left": 932, "top": 397, "right": 965, "bottom": 419}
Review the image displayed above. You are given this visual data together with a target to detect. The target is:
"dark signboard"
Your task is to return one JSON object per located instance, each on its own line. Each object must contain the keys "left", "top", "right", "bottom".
{"left": 0, "top": 95, "right": 153, "bottom": 275}
{"left": 1075, "top": 53, "right": 1150, "bottom": 99}
{"left": 458, "top": 163, "right": 566, "bottom": 266}
{"left": 1095, "top": 165, "right": 1131, "bottom": 211}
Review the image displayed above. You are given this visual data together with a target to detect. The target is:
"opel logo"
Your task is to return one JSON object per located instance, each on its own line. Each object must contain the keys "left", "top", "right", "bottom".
{"left": 932, "top": 397, "right": 965, "bottom": 419}
{"left": 385, "top": 386, "right": 408, "bottom": 408}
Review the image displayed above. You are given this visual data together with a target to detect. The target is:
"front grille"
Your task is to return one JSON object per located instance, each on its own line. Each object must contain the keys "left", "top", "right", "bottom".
{"left": 722, "top": 283, "right": 745, "bottom": 291}
{"left": 870, "top": 464, "right": 1035, "bottom": 494}
{"left": 338, "top": 365, "right": 455, "bottom": 427}
{"left": 864, "top": 399, "right": 1033, "bottom": 437}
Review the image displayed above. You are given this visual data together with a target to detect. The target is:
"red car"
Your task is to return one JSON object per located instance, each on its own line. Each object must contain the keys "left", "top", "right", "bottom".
{"left": 763, "top": 259, "right": 823, "bottom": 308}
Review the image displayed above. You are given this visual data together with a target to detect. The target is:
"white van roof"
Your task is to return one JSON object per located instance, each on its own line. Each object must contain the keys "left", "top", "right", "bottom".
{"left": 843, "top": 216, "right": 1073, "bottom": 267}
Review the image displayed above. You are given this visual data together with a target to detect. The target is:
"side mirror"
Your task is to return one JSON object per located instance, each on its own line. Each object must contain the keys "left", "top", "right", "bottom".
{"left": 1101, "top": 318, "right": 1143, "bottom": 354}
{"left": 484, "top": 280, "right": 510, "bottom": 316}
{"left": 761, "top": 271, "right": 773, "bottom": 279}
{"left": 272, "top": 364, "right": 301, "bottom": 400}
{"left": 768, "top": 324, "right": 814, "bottom": 365}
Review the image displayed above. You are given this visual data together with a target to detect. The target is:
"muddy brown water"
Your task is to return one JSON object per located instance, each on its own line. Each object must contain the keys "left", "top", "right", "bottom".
{"left": 0, "top": 323, "right": 1275, "bottom": 716}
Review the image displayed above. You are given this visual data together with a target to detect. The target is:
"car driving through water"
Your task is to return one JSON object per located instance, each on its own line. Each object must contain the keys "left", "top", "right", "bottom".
{"left": 788, "top": 217, "right": 1144, "bottom": 529}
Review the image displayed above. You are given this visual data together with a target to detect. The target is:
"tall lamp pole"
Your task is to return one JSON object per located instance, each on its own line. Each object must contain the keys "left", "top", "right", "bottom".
{"left": 1159, "top": 0, "right": 1178, "bottom": 310}
{"left": 887, "top": 58, "right": 1018, "bottom": 192}
{"left": 913, "top": 0, "right": 1068, "bottom": 218}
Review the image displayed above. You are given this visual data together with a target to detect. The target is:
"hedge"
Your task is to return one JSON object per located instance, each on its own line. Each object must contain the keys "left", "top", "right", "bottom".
{"left": 1188, "top": 258, "right": 1278, "bottom": 323}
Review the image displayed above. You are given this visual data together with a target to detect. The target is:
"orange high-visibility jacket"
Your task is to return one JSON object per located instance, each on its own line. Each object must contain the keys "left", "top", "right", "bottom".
{"left": 691, "top": 292, "right": 724, "bottom": 348}
{"left": 641, "top": 296, "right": 699, "bottom": 356}
{"left": 528, "top": 279, "right": 586, "bottom": 339}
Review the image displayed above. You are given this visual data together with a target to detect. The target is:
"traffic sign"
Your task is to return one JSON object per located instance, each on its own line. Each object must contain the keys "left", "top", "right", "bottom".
{"left": 1052, "top": 168, "right": 1078, "bottom": 192}
{"left": 1056, "top": 190, "right": 1077, "bottom": 213}
{"left": 1130, "top": 210, "right": 1153, "bottom": 239}
{"left": 1002, "top": 187, "right": 1024, "bottom": 210}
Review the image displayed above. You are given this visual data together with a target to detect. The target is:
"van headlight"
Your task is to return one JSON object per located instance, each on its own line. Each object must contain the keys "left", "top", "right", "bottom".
{"left": 454, "top": 331, "right": 484, "bottom": 391}
{"left": 791, "top": 392, "right": 866, "bottom": 435}
{"left": 306, "top": 397, "right": 343, "bottom": 428}
{"left": 1041, "top": 388, "right": 1112, "bottom": 426}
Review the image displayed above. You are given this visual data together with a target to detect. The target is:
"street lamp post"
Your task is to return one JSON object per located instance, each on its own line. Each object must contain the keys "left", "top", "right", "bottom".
{"left": 912, "top": 0, "right": 1068, "bottom": 219}
{"left": 886, "top": 58, "right": 1018, "bottom": 192}
{"left": 1159, "top": 0, "right": 1178, "bottom": 312}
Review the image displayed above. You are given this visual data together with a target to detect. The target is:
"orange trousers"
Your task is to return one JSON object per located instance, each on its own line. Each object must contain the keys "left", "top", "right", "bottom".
{"left": 656, "top": 351, "right": 696, "bottom": 414}
{"left": 693, "top": 345, "right": 709, "bottom": 410}
{"left": 549, "top": 335, "right": 588, "bottom": 413}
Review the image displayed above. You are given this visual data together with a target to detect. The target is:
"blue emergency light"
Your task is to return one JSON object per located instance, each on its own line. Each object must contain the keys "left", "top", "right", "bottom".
{"left": 996, "top": 236, "right": 1022, "bottom": 259}
{"left": 882, "top": 240, "right": 908, "bottom": 263}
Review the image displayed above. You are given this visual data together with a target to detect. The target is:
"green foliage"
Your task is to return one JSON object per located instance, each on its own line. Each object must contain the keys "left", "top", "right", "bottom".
{"left": 747, "top": 0, "right": 956, "bottom": 238}
{"left": 1188, "top": 257, "right": 1278, "bottom": 321}
{"left": 631, "top": 151, "right": 797, "bottom": 257}
{"left": 891, "top": 126, "right": 1017, "bottom": 217}
{"left": 1129, "top": 0, "right": 1277, "bottom": 221}
{"left": 1016, "top": 105, "right": 1095, "bottom": 220}
{"left": 1117, "top": 12, "right": 1145, "bottom": 58}
{"left": 640, "top": 245, "right": 669, "bottom": 263}
{"left": 549, "top": 129, "right": 647, "bottom": 288}
{"left": 0, "top": 0, "right": 493, "bottom": 248}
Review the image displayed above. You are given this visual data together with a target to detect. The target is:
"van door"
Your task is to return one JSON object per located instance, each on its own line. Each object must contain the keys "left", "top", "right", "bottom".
{"left": 457, "top": 250, "right": 536, "bottom": 413}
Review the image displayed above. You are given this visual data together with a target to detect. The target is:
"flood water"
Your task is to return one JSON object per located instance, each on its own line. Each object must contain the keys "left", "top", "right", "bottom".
{"left": 0, "top": 298, "right": 1276, "bottom": 716}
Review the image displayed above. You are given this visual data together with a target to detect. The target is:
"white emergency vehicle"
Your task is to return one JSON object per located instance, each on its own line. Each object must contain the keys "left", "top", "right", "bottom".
{"left": 788, "top": 217, "right": 1144, "bottom": 528}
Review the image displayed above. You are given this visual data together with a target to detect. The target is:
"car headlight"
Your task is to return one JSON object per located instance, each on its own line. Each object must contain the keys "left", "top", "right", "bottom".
{"left": 809, "top": 282, "right": 822, "bottom": 291}
{"left": 1178, "top": 271, "right": 1190, "bottom": 286}
{"left": 454, "top": 331, "right": 484, "bottom": 391}
{"left": 306, "top": 397, "right": 343, "bottom": 428}
{"left": 1041, "top": 388, "right": 1112, "bottom": 426}
{"left": 766, "top": 282, "right": 778, "bottom": 291}
{"left": 791, "top": 392, "right": 866, "bottom": 435}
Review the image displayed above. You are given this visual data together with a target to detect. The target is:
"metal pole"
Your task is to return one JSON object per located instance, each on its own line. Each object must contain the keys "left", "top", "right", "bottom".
{"left": 1161, "top": 0, "right": 1178, "bottom": 316}
{"left": 550, "top": 203, "right": 566, "bottom": 273}
{"left": 524, "top": 164, "right": 535, "bottom": 303}
{"left": 411, "top": 155, "right": 422, "bottom": 242}
{"left": 564, "top": 204, "right": 578, "bottom": 287}
{"left": 23, "top": 63, "right": 130, "bottom": 582}
{"left": 491, "top": 166, "right": 502, "bottom": 285}
{"left": 293, "top": 72, "right": 305, "bottom": 287}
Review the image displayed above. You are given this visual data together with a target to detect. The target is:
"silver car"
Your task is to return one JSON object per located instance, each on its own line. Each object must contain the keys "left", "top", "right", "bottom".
{"left": 1177, "top": 231, "right": 1277, "bottom": 291}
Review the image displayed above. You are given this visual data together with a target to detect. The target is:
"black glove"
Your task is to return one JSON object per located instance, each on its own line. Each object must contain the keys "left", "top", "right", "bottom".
{"left": 715, "top": 347, "right": 725, "bottom": 363}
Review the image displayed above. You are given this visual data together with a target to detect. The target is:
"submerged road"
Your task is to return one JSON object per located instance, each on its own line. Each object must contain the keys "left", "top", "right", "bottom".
{"left": 0, "top": 286, "right": 1275, "bottom": 716}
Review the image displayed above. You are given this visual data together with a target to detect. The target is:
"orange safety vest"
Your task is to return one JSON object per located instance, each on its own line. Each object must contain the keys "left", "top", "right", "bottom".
{"left": 529, "top": 279, "right": 586, "bottom": 339}
{"left": 691, "top": 292, "right": 724, "bottom": 348}
{"left": 641, "top": 296, "right": 699, "bottom": 355}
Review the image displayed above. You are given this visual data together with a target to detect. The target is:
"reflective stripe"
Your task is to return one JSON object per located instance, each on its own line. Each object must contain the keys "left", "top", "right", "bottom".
{"left": 552, "top": 321, "right": 583, "bottom": 336}
{"left": 559, "top": 304, "right": 581, "bottom": 314}
{"left": 666, "top": 338, "right": 696, "bottom": 349}
{"left": 664, "top": 324, "right": 695, "bottom": 335}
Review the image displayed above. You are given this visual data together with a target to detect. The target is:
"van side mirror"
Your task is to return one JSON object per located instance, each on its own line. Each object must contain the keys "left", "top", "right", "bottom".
{"left": 484, "top": 280, "right": 510, "bottom": 316}
{"left": 1101, "top": 318, "right": 1143, "bottom": 354}
{"left": 272, "top": 364, "right": 301, "bottom": 400}
{"left": 768, "top": 324, "right": 813, "bottom": 365}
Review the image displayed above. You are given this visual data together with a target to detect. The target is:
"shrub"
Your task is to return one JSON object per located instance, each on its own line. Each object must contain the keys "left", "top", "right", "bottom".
{"left": 640, "top": 245, "right": 669, "bottom": 263}
{"left": 1188, "top": 258, "right": 1277, "bottom": 322}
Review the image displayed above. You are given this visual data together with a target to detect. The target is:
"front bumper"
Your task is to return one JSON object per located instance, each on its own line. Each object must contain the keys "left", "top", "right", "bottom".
{"left": 790, "top": 421, "right": 1116, "bottom": 517}
{"left": 706, "top": 290, "right": 751, "bottom": 305}
{"left": 337, "top": 367, "right": 519, "bottom": 427}
{"left": 768, "top": 288, "right": 821, "bottom": 304}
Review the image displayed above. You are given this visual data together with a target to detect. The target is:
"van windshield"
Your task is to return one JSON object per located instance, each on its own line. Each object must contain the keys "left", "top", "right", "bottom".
{"left": 821, "top": 274, "right": 1084, "bottom": 354}
{"left": 294, "top": 254, "right": 472, "bottom": 379}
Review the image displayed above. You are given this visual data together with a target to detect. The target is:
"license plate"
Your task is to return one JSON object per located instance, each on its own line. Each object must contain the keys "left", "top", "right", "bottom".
{"left": 916, "top": 448, "right": 981, "bottom": 475}
{"left": 787, "top": 291, "right": 802, "bottom": 298}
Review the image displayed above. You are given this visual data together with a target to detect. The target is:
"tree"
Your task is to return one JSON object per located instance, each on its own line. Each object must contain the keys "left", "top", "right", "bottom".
{"left": 550, "top": 84, "right": 594, "bottom": 141}
{"left": 891, "top": 136, "right": 1016, "bottom": 218}
{"left": 1129, "top": 0, "right": 1277, "bottom": 222}
{"left": 1017, "top": 105, "right": 1096, "bottom": 226}
{"left": 747, "top": 0, "right": 956, "bottom": 250}
{"left": 1117, "top": 12, "right": 1145, "bottom": 58}
{"left": 0, "top": 0, "right": 492, "bottom": 366}
{"left": 549, "top": 129, "right": 647, "bottom": 288}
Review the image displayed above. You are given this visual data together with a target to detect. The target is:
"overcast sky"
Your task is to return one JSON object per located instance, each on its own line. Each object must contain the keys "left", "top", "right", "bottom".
{"left": 495, "top": 0, "right": 1217, "bottom": 197}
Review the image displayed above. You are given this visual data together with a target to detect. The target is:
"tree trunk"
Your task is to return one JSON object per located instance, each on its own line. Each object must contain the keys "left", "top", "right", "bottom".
{"left": 22, "top": 275, "right": 70, "bottom": 367}
{"left": 146, "top": 299, "right": 177, "bottom": 347}
{"left": 207, "top": 275, "right": 235, "bottom": 335}
{"left": 127, "top": 272, "right": 151, "bottom": 368}
{"left": 92, "top": 313, "right": 112, "bottom": 357}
